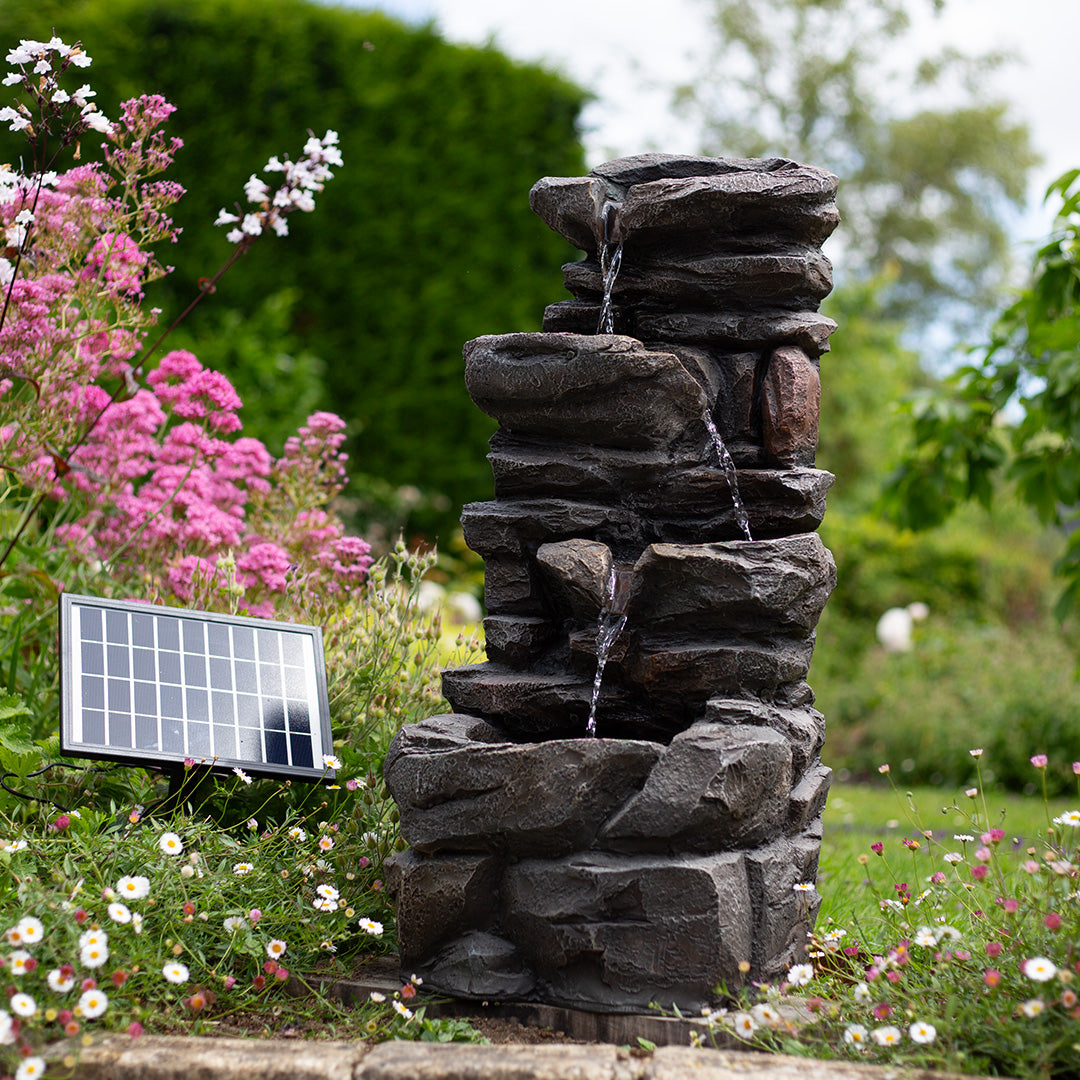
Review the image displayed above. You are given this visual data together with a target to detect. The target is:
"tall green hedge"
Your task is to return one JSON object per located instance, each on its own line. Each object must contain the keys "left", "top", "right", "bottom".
{"left": 0, "top": 0, "right": 587, "bottom": 538}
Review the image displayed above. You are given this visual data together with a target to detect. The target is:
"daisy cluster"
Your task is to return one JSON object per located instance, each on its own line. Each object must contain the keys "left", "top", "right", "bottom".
{"left": 689, "top": 752, "right": 1080, "bottom": 1075}
{"left": 0, "top": 757, "right": 395, "bottom": 1076}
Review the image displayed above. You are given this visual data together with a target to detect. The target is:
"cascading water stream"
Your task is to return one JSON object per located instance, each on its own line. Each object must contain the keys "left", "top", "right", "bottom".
{"left": 596, "top": 199, "right": 624, "bottom": 334}
{"left": 585, "top": 567, "right": 632, "bottom": 737}
{"left": 703, "top": 412, "right": 753, "bottom": 542}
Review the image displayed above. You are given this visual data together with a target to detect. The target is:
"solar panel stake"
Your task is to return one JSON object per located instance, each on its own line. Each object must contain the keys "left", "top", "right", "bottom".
{"left": 160, "top": 763, "right": 215, "bottom": 817}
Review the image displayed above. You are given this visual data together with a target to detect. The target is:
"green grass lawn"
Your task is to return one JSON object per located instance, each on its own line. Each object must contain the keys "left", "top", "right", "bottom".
{"left": 817, "top": 780, "right": 1076, "bottom": 925}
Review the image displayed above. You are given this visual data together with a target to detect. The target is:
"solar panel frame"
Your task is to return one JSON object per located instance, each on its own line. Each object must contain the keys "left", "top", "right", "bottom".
{"left": 59, "top": 593, "right": 335, "bottom": 783}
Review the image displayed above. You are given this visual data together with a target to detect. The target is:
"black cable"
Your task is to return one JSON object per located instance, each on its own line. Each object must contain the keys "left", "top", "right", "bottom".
{"left": 0, "top": 759, "right": 121, "bottom": 813}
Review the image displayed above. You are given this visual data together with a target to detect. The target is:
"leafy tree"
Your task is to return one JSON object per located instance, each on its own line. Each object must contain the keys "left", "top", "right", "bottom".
{"left": 676, "top": 0, "right": 1037, "bottom": 330}
{"left": 0, "top": 0, "right": 587, "bottom": 540}
{"left": 884, "top": 169, "right": 1080, "bottom": 614}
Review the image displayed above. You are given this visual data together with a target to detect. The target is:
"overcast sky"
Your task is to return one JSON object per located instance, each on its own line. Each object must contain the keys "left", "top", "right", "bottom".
{"left": 351, "top": 0, "right": 1079, "bottom": 246}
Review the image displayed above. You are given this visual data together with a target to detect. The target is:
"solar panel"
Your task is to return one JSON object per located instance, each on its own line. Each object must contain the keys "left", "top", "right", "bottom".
{"left": 59, "top": 594, "right": 335, "bottom": 783}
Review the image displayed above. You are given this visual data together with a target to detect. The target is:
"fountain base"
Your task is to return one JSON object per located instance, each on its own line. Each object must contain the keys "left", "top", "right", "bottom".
{"left": 385, "top": 713, "right": 828, "bottom": 1011}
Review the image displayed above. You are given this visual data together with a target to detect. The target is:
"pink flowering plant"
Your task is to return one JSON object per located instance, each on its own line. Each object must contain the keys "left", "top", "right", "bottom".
{"left": 0, "top": 34, "right": 485, "bottom": 1063}
{"left": 688, "top": 752, "right": 1080, "bottom": 1077}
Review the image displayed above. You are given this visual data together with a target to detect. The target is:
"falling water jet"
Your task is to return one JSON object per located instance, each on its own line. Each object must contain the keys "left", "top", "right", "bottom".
{"left": 703, "top": 411, "right": 753, "bottom": 542}
{"left": 585, "top": 566, "right": 632, "bottom": 736}
{"left": 596, "top": 200, "right": 624, "bottom": 335}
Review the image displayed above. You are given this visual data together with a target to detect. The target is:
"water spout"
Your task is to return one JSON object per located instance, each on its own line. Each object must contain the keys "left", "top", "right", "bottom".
{"left": 703, "top": 412, "right": 753, "bottom": 542}
{"left": 585, "top": 566, "right": 632, "bottom": 737}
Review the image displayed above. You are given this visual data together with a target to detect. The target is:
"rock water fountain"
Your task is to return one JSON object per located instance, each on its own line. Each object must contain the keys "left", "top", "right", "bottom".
{"left": 385, "top": 154, "right": 839, "bottom": 1013}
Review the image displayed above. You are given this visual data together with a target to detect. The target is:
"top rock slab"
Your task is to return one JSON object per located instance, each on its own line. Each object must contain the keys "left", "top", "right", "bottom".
{"left": 530, "top": 155, "right": 839, "bottom": 254}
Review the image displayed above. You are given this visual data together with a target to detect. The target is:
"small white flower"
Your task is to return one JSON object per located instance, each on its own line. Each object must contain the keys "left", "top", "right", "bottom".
{"left": 786, "top": 962, "right": 813, "bottom": 987}
{"left": 15, "top": 916, "right": 43, "bottom": 944}
{"left": 108, "top": 902, "right": 132, "bottom": 924}
{"left": 1052, "top": 810, "right": 1080, "bottom": 828}
{"left": 853, "top": 981, "right": 871, "bottom": 1002}
{"left": 9, "top": 950, "right": 32, "bottom": 975}
{"left": 358, "top": 917, "right": 383, "bottom": 936}
{"left": 872, "top": 1025, "right": 902, "bottom": 1046}
{"left": 10, "top": 993, "right": 35, "bottom": 1017}
{"left": 943, "top": 852, "right": 963, "bottom": 863}
{"left": 214, "top": 208, "right": 240, "bottom": 226}
{"left": 954, "top": 834, "right": 974, "bottom": 843}
{"left": 392, "top": 1000, "right": 413, "bottom": 1020}
{"left": 1023, "top": 957, "right": 1057, "bottom": 982}
{"left": 792, "top": 882, "right": 815, "bottom": 893}
{"left": 131, "top": 912, "right": 143, "bottom": 935}
{"left": 266, "top": 939, "right": 287, "bottom": 959}
{"left": 914, "top": 927, "right": 937, "bottom": 947}
{"left": 312, "top": 897, "right": 335, "bottom": 912}
{"left": 0, "top": 1009, "right": 12, "bottom": 1045}
{"left": 80, "top": 941, "right": 109, "bottom": 968}
{"left": 47, "top": 968, "right": 75, "bottom": 993}
{"left": 77, "top": 988, "right": 108, "bottom": 1018}
{"left": 287, "top": 826, "right": 307, "bottom": 842}
{"left": 82, "top": 110, "right": 113, "bottom": 134}
{"left": 731, "top": 1012, "right": 757, "bottom": 1038}
{"left": 751, "top": 1002, "right": 781, "bottom": 1025}
{"left": 318, "top": 834, "right": 335, "bottom": 852}
{"left": 843, "top": 1023, "right": 868, "bottom": 1046}
{"left": 223, "top": 916, "right": 245, "bottom": 933}
{"left": 244, "top": 175, "right": 270, "bottom": 202}
{"left": 15, "top": 1055, "right": 46, "bottom": 1080}
{"left": 233, "top": 766, "right": 252, "bottom": 784}
{"left": 233, "top": 862, "right": 254, "bottom": 876}
{"left": 79, "top": 928, "right": 107, "bottom": 950}
{"left": 1, "top": 71, "right": 22, "bottom": 86}
{"left": 159, "top": 832, "right": 183, "bottom": 855}
{"left": 118, "top": 872, "right": 152, "bottom": 898}
{"left": 1019, "top": 997, "right": 1045, "bottom": 1018}
{"left": 909, "top": 1021, "right": 936, "bottom": 1044}
{"left": 369, "top": 991, "right": 386, "bottom": 1002}
{"left": 316, "top": 884, "right": 339, "bottom": 901}
{"left": 162, "top": 962, "right": 189, "bottom": 984}
{"left": 322, "top": 754, "right": 342, "bottom": 770}
{"left": 2, "top": 839, "right": 27, "bottom": 853}
{"left": 969, "top": 748, "right": 983, "bottom": 757}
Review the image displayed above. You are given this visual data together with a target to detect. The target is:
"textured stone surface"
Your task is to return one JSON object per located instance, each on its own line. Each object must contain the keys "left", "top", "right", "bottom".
{"left": 385, "top": 714, "right": 661, "bottom": 855}
{"left": 419, "top": 930, "right": 536, "bottom": 1000}
{"left": 502, "top": 851, "right": 752, "bottom": 1011}
{"left": 536, "top": 539, "right": 613, "bottom": 623}
{"left": 763, "top": 346, "right": 821, "bottom": 468}
{"left": 465, "top": 333, "right": 709, "bottom": 451}
{"left": 628, "top": 534, "right": 836, "bottom": 634}
{"left": 746, "top": 834, "right": 823, "bottom": 979}
{"left": 705, "top": 698, "right": 825, "bottom": 776}
{"left": 385, "top": 850, "right": 501, "bottom": 965}
{"left": 600, "top": 724, "right": 791, "bottom": 852}
{"left": 787, "top": 763, "right": 832, "bottom": 835}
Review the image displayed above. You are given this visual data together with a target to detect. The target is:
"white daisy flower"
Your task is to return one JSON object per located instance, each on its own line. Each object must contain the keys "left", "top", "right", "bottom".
{"left": 77, "top": 987, "right": 108, "bottom": 1018}
{"left": 909, "top": 1021, "right": 936, "bottom": 1043}
{"left": 108, "top": 902, "right": 132, "bottom": 924}
{"left": 358, "top": 917, "right": 383, "bottom": 936}
{"left": 159, "top": 832, "right": 183, "bottom": 855}
{"left": 9, "top": 993, "right": 36, "bottom": 1017}
{"left": 116, "top": 875, "right": 150, "bottom": 899}
{"left": 266, "top": 939, "right": 287, "bottom": 959}
{"left": 47, "top": 968, "right": 75, "bottom": 993}
{"left": 162, "top": 962, "right": 189, "bottom": 984}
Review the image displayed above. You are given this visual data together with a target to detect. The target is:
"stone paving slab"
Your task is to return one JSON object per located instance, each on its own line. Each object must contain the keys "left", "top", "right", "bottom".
{"left": 70, "top": 1035, "right": 991, "bottom": 1080}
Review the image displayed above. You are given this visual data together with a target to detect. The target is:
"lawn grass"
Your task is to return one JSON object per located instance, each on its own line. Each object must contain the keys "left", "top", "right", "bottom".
{"left": 817, "top": 780, "right": 1076, "bottom": 925}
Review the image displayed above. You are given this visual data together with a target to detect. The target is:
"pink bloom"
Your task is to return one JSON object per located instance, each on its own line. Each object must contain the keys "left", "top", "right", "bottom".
{"left": 872, "top": 1002, "right": 892, "bottom": 1019}
{"left": 871, "top": 842, "right": 883, "bottom": 855}
{"left": 984, "top": 969, "right": 1001, "bottom": 987}
{"left": 248, "top": 909, "right": 261, "bottom": 925}
{"left": 986, "top": 942, "right": 1003, "bottom": 958}
{"left": 1045, "top": 913, "right": 1062, "bottom": 930}
{"left": 1003, "top": 898, "right": 1019, "bottom": 914}
{"left": 129, "top": 1021, "right": 144, "bottom": 1038}
{"left": 930, "top": 871, "right": 946, "bottom": 884}
{"left": 971, "top": 865, "right": 989, "bottom": 880}
{"left": 52, "top": 814, "right": 71, "bottom": 831}
{"left": 975, "top": 846, "right": 992, "bottom": 862}
{"left": 1030, "top": 754, "right": 1048, "bottom": 769}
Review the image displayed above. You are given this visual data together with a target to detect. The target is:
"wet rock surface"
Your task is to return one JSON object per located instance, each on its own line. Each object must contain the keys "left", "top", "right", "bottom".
{"left": 387, "top": 154, "right": 839, "bottom": 1013}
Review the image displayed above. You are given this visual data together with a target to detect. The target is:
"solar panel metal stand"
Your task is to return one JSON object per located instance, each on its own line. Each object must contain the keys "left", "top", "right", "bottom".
{"left": 158, "top": 762, "right": 215, "bottom": 817}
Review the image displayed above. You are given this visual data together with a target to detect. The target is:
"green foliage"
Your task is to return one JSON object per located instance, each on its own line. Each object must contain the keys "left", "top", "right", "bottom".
{"left": 677, "top": 0, "right": 1037, "bottom": 327}
{"left": 884, "top": 169, "right": 1080, "bottom": 613}
{"left": 0, "top": 0, "right": 587, "bottom": 540}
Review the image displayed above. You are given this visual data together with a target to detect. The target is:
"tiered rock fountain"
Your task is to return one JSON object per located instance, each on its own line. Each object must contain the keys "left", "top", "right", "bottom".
{"left": 385, "top": 154, "right": 839, "bottom": 1013}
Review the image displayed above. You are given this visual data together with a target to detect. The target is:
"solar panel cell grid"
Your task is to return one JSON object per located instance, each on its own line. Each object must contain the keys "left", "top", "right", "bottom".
{"left": 61, "top": 594, "right": 332, "bottom": 781}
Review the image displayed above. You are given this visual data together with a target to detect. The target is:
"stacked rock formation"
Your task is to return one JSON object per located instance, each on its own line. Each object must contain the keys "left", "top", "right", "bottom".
{"left": 386, "top": 154, "right": 840, "bottom": 1013}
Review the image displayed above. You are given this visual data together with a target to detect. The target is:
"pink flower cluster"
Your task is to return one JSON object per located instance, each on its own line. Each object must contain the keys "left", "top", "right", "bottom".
{"left": 1, "top": 74, "right": 371, "bottom": 619}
